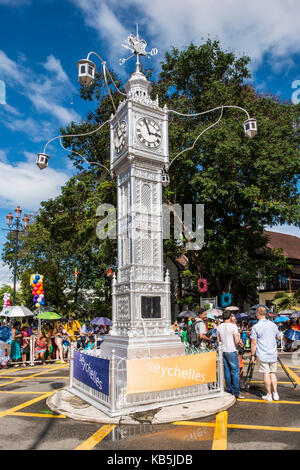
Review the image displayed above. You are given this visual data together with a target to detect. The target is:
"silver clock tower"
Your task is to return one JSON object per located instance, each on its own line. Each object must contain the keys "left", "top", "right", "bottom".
{"left": 101, "top": 33, "right": 184, "bottom": 359}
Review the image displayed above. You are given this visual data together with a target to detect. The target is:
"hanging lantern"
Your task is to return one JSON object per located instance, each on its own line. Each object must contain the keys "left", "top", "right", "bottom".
{"left": 244, "top": 118, "right": 257, "bottom": 138}
{"left": 161, "top": 168, "right": 170, "bottom": 187}
{"left": 36, "top": 153, "right": 50, "bottom": 170}
{"left": 77, "top": 59, "right": 96, "bottom": 87}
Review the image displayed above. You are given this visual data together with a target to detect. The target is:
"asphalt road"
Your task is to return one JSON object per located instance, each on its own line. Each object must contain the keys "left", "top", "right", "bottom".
{"left": 0, "top": 352, "right": 299, "bottom": 452}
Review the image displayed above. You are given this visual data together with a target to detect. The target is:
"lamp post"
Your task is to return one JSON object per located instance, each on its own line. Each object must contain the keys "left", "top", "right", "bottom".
{"left": 4, "top": 206, "right": 29, "bottom": 306}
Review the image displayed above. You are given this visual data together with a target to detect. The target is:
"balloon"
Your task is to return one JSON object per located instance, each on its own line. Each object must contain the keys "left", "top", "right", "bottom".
{"left": 35, "top": 275, "right": 40, "bottom": 280}
{"left": 40, "top": 301, "right": 45, "bottom": 306}
{"left": 36, "top": 303, "right": 40, "bottom": 308}
{"left": 33, "top": 279, "right": 37, "bottom": 284}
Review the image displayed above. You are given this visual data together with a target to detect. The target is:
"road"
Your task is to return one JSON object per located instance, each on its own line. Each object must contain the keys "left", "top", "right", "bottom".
{"left": 0, "top": 352, "right": 299, "bottom": 451}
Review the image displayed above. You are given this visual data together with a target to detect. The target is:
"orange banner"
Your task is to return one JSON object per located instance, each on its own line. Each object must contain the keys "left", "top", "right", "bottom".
{"left": 127, "top": 351, "right": 217, "bottom": 395}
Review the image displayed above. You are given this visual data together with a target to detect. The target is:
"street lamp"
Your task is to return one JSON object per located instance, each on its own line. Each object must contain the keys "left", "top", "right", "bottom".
{"left": 3, "top": 206, "right": 29, "bottom": 306}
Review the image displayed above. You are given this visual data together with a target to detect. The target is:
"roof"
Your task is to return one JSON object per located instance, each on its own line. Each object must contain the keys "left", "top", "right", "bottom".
{"left": 265, "top": 231, "right": 300, "bottom": 260}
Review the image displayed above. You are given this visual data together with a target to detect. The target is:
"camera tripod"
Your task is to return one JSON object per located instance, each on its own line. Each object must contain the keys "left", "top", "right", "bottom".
{"left": 244, "top": 356, "right": 297, "bottom": 393}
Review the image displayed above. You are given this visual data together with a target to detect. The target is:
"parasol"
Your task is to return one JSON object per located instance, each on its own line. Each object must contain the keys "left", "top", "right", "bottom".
{"left": 274, "top": 316, "right": 290, "bottom": 323}
{"left": 284, "top": 329, "right": 300, "bottom": 341}
{"left": 0, "top": 306, "right": 34, "bottom": 318}
{"left": 36, "top": 312, "right": 61, "bottom": 320}
{"left": 177, "top": 311, "right": 197, "bottom": 318}
{"left": 90, "top": 317, "right": 112, "bottom": 326}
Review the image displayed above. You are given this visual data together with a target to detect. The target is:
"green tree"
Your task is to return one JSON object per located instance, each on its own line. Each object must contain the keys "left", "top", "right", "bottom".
{"left": 153, "top": 40, "right": 300, "bottom": 307}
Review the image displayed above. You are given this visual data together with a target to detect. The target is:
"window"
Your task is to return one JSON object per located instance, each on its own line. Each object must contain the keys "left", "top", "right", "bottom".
{"left": 141, "top": 296, "right": 161, "bottom": 319}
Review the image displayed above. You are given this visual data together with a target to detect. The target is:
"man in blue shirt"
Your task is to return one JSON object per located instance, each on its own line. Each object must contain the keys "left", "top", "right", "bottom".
{"left": 250, "top": 307, "right": 281, "bottom": 402}
{"left": 81, "top": 320, "right": 95, "bottom": 348}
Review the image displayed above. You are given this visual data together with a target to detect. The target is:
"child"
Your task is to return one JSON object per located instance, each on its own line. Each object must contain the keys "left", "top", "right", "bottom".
{"left": 35, "top": 333, "right": 47, "bottom": 366}
{"left": 85, "top": 337, "right": 96, "bottom": 350}
{"left": 63, "top": 337, "right": 69, "bottom": 360}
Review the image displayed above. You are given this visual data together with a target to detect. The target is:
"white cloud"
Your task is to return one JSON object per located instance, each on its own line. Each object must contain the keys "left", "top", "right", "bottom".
{"left": 71, "top": 0, "right": 300, "bottom": 73}
{"left": 0, "top": 49, "right": 80, "bottom": 136}
{"left": 0, "top": 159, "right": 69, "bottom": 211}
{"left": 43, "top": 55, "right": 69, "bottom": 83}
{"left": 0, "top": 149, "right": 8, "bottom": 163}
{"left": 0, "top": 263, "right": 12, "bottom": 287}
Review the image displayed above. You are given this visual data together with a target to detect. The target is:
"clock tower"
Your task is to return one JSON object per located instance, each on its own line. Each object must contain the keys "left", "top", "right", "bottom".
{"left": 101, "top": 55, "right": 184, "bottom": 359}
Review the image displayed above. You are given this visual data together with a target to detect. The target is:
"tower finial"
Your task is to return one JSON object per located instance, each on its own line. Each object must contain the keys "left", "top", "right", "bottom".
{"left": 120, "top": 27, "right": 158, "bottom": 71}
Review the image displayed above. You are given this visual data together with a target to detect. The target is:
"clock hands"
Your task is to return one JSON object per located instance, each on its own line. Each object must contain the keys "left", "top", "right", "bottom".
{"left": 144, "top": 119, "right": 151, "bottom": 136}
{"left": 144, "top": 119, "right": 160, "bottom": 138}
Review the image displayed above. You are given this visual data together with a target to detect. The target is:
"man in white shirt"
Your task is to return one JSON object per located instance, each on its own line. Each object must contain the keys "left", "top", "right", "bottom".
{"left": 218, "top": 310, "right": 245, "bottom": 399}
{"left": 250, "top": 307, "right": 281, "bottom": 402}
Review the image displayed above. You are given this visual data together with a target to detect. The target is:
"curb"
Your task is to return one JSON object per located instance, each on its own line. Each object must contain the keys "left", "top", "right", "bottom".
{"left": 47, "top": 389, "right": 236, "bottom": 425}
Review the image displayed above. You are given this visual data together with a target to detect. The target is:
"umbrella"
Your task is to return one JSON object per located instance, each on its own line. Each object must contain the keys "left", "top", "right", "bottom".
{"left": 0, "top": 306, "right": 34, "bottom": 318}
{"left": 284, "top": 329, "right": 300, "bottom": 342}
{"left": 251, "top": 304, "right": 268, "bottom": 309}
{"left": 224, "top": 306, "right": 239, "bottom": 311}
{"left": 206, "top": 308, "right": 223, "bottom": 317}
{"left": 274, "top": 316, "right": 290, "bottom": 323}
{"left": 291, "top": 311, "right": 300, "bottom": 319}
{"left": 90, "top": 317, "right": 112, "bottom": 326}
{"left": 36, "top": 312, "right": 61, "bottom": 320}
{"left": 278, "top": 309, "right": 295, "bottom": 315}
{"left": 236, "top": 313, "right": 250, "bottom": 320}
{"left": 177, "top": 311, "right": 196, "bottom": 318}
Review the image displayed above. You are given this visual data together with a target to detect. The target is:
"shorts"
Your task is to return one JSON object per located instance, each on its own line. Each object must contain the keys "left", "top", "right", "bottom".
{"left": 63, "top": 344, "right": 69, "bottom": 352}
{"left": 257, "top": 358, "right": 277, "bottom": 373}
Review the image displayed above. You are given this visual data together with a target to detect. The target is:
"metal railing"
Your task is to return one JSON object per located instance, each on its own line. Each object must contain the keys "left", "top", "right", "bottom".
{"left": 69, "top": 343, "right": 225, "bottom": 417}
{"left": 0, "top": 332, "right": 105, "bottom": 368}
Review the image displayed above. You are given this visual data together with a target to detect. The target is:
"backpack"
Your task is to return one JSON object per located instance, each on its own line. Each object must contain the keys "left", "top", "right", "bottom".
{"left": 186, "top": 321, "right": 201, "bottom": 347}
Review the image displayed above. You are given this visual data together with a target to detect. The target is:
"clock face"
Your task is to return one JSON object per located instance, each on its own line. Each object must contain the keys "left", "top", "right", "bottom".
{"left": 114, "top": 121, "right": 127, "bottom": 154}
{"left": 136, "top": 117, "right": 162, "bottom": 149}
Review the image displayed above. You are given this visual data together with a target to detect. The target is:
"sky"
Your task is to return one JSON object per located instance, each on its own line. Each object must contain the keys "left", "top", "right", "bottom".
{"left": 0, "top": 0, "right": 299, "bottom": 285}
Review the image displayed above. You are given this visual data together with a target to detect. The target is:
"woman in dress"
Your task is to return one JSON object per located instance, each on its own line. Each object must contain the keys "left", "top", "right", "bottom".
{"left": 11, "top": 321, "right": 22, "bottom": 367}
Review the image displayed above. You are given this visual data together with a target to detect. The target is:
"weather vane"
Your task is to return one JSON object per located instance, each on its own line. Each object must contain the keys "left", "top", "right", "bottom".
{"left": 120, "top": 24, "right": 158, "bottom": 70}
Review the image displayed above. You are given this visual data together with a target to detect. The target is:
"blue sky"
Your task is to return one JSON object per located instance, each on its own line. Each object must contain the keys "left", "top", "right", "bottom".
{"left": 0, "top": 0, "right": 299, "bottom": 285}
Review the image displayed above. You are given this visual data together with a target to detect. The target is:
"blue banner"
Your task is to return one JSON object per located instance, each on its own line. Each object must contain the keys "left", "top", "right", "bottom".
{"left": 73, "top": 350, "right": 110, "bottom": 396}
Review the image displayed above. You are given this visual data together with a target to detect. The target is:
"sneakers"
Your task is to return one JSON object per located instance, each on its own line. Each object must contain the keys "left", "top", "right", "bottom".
{"left": 262, "top": 393, "right": 273, "bottom": 402}
{"left": 236, "top": 394, "right": 245, "bottom": 399}
{"left": 273, "top": 392, "right": 279, "bottom": 401}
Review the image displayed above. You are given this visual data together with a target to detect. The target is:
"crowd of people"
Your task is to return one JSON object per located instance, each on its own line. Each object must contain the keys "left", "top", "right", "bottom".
{"left": 0, "top": 318, "right": 110, "bottom": 368}
{"left": 173, "top": 312, "right": 300, "bottom": 352}
{"left": 173, "top": 306, "right": 300, "bottom": 401}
